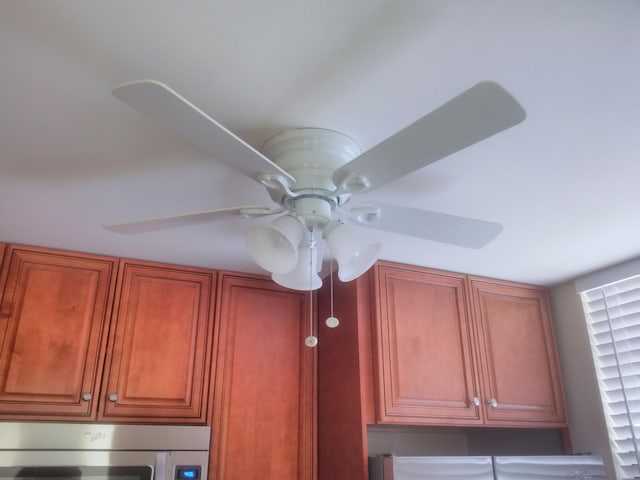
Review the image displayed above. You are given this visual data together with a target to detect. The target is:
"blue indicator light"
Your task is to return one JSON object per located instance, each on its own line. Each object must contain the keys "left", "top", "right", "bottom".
{"left": 176, "top": 467, "right": 200, "bottom": 480}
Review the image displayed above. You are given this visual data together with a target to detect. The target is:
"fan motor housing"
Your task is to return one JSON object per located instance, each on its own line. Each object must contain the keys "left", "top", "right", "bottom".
{"left": 262, "top": 128, "right": 361, "bottom": 193}
{"left": 291, "top": 194, "right": 334, "bottom": 228}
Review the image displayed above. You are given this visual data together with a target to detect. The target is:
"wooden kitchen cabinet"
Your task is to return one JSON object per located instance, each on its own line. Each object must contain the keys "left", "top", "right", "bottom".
{"left": 99, "top": 259, "right": 216, "bottom": 423}
{"left": 0, "top": 247, "right": 216, "bottom": 423}
{"left": 373, "top": 263, "right": 483, "bottom": 425}
{"left": 371, "top": 262, "right": 566, "bottom": 427}
{"left": 469, "top": 277, "right": 566, "bottom": 425}
{"left": 209, "top": 272, "right": 316, "bottom": 480}
{"left": 0, "top": 244, "right": 117, "bottom": 420}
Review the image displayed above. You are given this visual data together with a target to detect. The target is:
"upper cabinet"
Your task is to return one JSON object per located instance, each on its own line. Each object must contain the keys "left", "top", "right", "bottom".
{"left": 99, "top": 259, "right": 216, "bottom": 423}
{"left": 468, "top": 277, "right": 566, "bottom": 425}
{"left": 373, "top": 262, "right": 566, "bottom": 427}
{"left": 209, "top": 272, "right": 316, "bottom": 480}
{"left": 0, "top": 245, "right": 117, "bottom": 420}
{"left": 0, "top": 245, "right": 216, "bottom": 423}
{"left": 374, "top": 264, "right": 483, "bottom": 425}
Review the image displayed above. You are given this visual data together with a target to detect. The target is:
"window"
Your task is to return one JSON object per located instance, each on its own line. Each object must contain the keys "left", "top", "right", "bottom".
{"left": 580, "top": 273, "right": 640, "bottom": 480}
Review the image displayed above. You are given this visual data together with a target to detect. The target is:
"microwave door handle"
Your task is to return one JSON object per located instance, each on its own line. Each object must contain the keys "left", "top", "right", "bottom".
{"left": 155, "top": 452, "right": 170, "bottom": 480}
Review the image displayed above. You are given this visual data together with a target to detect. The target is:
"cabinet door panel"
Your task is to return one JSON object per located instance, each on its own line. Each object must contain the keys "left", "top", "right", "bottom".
{"left": 210, "top": 274, "right": 315, "bottom": 480}
{"left": 471, "top": 279, "right": 566, "bottom": 425}
{"left": 0, "top": 245, "right": 116, "bottom": 419}
{"left": 375, "top": 265, "right": 482, "bottom": 424}
{"left": 100, "top": 261, "right": 215, "bottom": 423}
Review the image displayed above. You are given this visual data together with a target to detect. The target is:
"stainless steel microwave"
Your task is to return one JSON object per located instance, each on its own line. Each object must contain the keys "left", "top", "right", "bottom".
{"left": 0, "top": 422, "right": 210, "bottom": 480}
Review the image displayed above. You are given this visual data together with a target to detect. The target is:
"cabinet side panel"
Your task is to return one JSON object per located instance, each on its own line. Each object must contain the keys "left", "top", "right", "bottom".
{"left": 211, "top": 274, "right": 315, "bottom": 480}
{"left": 0, "top": 246, "right": 116, "bottom": 419}
{"left": 0, "top": 243, "right": 5, "bottom": 275}
{"left": 317, "top": 275, "right": 371, "bottom": 480}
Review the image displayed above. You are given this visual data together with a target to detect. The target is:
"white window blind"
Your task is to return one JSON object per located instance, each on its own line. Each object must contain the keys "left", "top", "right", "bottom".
{"left": 581, "top": 274, "right": 640, "bottom": 480}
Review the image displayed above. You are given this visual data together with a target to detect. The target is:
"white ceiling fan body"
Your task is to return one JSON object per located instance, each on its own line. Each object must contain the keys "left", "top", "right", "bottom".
{"left": 105, "top": 79, "right": 526, "bottom": 279}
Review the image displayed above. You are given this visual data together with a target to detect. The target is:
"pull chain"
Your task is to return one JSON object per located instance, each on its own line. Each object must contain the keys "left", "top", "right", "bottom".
{"left": 325, "top": 252, "right": 339, "bottom": 328}
{"left": 305, "top": 241, "right": 318, "bottom": 347}
{"left": 330, "top": 260, "right": 334, "bottom": 317}
{"left": 309, "top": 289, "right": 314, "bottom": 339}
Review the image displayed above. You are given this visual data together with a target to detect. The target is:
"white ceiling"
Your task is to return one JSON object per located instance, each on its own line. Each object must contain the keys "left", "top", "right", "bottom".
{"left": 1, "top": 1, "right": 639, "bottom": 287}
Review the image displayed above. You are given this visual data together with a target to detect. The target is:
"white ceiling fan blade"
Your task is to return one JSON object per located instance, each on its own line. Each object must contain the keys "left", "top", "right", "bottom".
{"left": 113, "top": 80, "right": 294, "bottom": 185}
{"left": 104, "top": 205, "right": 277, "bottom": 234}
{"left": 349, "top": 203, "right": 503, "bottom": 249}
{"left": 333, "top": 81, "right": 526, "bottom": 192}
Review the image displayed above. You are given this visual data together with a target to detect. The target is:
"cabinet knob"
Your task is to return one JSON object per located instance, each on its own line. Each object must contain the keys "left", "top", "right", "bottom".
{"left": 471, "top": 396, "right": 481, "bottom": 407}
{"left": 108, "top": 393, "right": 118, "bottom": 402}
{"left": 81, "top": 392, "right": 92, "bottom": 401}
{"left": 488, "top": 398, "right": 498, "bottom": 408}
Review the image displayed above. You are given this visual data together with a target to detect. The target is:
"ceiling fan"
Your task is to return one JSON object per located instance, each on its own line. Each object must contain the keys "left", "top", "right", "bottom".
{"left": 105, "top": 79, "right": 526, "bottom": 291}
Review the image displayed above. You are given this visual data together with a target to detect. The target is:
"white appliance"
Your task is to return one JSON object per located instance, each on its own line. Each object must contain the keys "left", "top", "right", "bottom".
{"left": 369, "top": 455, "right": 496, "bottom": 480}
{"left": 369, "top": 455, "right": 606, "bottom": 480}
{"left": 0, "top": 422, "right": 210, "bottom": 480}
{"left": 493, "top": 455, "right": 606, "bottom": 479}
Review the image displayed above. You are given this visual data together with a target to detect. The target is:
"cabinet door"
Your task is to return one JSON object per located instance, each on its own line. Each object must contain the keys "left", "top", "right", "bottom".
{"left": 0, "top": 245, "right": 116, "bottom": 419}
{"left": 210, "top": 273, "right": 315, "bottom": 480}
{"left": 99, "top": 260, "right": 215, "bottom": 423}
{"left": 374, "top": 263, "right": 483, "bottom": 425}
{"left": 469, "top": 278, "right": 566, "bottom": 425}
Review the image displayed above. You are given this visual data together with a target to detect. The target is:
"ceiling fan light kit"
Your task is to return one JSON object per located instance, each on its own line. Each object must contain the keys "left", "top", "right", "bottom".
{"left": 245, "top": 214, "right": 305, "bottom": 274}
{"left": 246, "top": 208, "right": 381, "bottom": 290}
{"left": 107, "top": 79, "right": 526, "bottom": 294}
{"left": 272, "top": 243, "right": 323, "bottom": 291}
{"left": 324, "top": 221, "right": 382, "bottom": 283}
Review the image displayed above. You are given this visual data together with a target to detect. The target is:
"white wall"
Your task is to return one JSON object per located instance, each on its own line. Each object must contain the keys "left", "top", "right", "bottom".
{"left": 366, "top": 425, "right": 564, "bottom": 457}
{"left": 549, "top": 281, "right": 615, "bottom": 479}
{"left": 367, "top": 425, "right": 469, "bottom": 456}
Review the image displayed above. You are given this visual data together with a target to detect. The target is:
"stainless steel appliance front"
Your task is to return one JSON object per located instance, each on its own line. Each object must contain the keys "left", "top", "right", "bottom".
{"left": 0, "top": 422, "right": 210, "bottom": 480}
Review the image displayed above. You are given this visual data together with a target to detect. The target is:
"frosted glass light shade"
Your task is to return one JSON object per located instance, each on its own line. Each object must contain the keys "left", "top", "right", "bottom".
{"left": 325, "top": 223, "right": 381, "bottom": 282}
{"left": 246, "top": 215, "right": 304, "bottom": 274}
{"left": 272, "top": 244, "right": 322, "bottom": 291}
